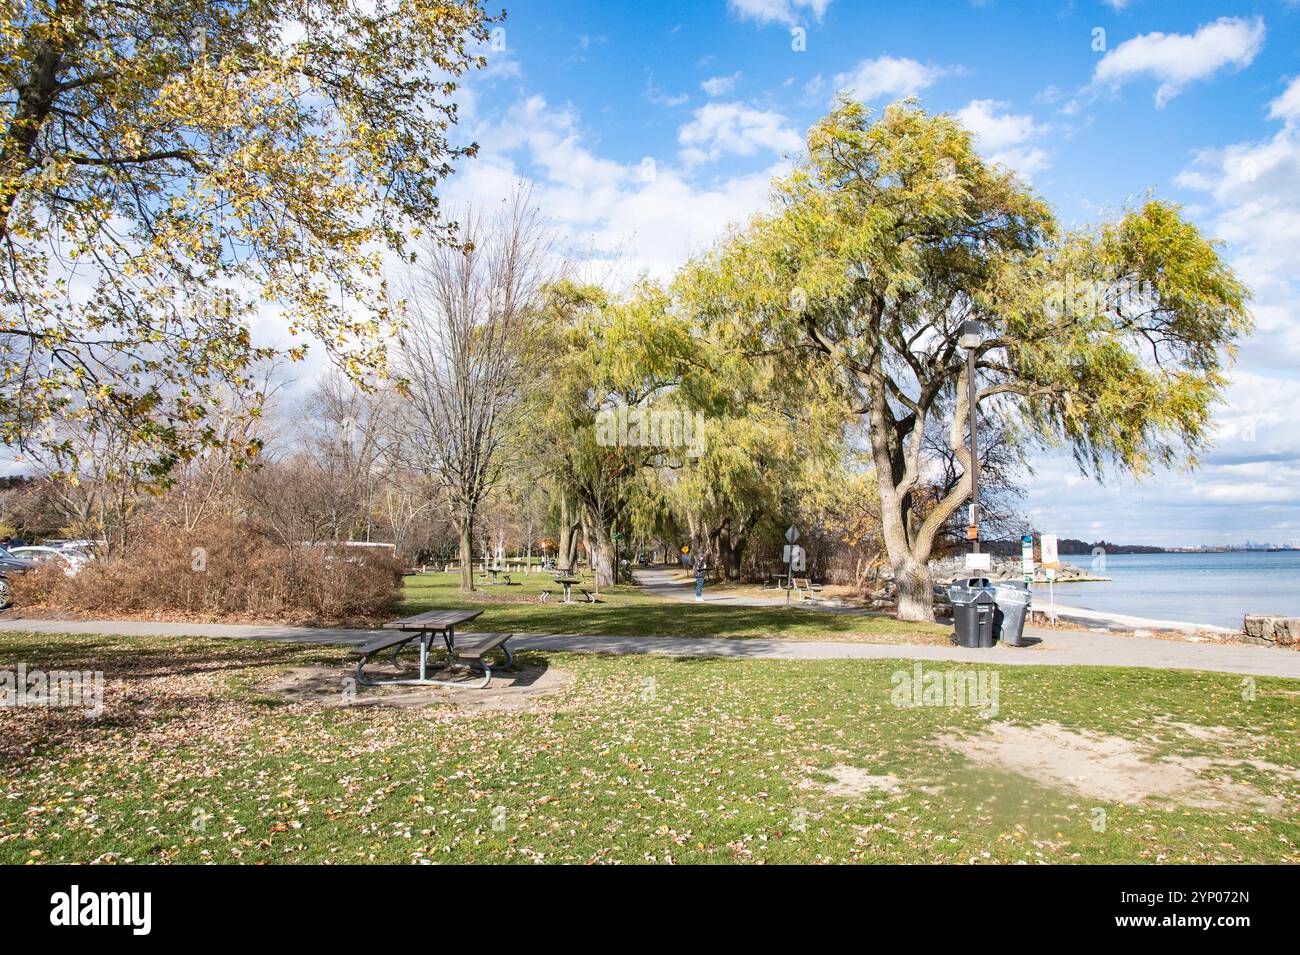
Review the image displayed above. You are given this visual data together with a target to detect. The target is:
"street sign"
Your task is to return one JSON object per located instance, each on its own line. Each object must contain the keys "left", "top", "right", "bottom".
{"left": 785, "top": 526, "right": 800, "bottom": 544}
{"left": 1039, "top": 534, "right": 1059, "bottom": 624}
{"left": 789, "top": 544, "right": 806, "bottom": 572}
{"left": 965, "top": 552, "right": 991, "bottom": 571}
{"left": 1021, "top": 534, "right": 1034, "bottom": 577}
{"left": 1041, "top": 534, "right": 1059, "bottom": 569}
{"left": 680, "top": 544, "right": 690, "bottom": 555}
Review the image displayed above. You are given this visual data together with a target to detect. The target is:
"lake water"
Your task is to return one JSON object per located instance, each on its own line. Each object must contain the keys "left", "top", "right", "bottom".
{"left": 1037, "top": 551, "right": 1300, "bottom": 630}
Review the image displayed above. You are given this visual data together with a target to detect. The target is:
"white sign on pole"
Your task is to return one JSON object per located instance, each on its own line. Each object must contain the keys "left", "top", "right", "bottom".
{"left": 1041, "top": 534, "right": 1059, "bottom": 569}
{"left": 789, "top": 545, "right": 806, "bottom": 572}
{"left": 782, "top": 544, "right": 792, "bottom": 563}
{"left": 785, "top": 526, "right": 800, "bottom": 544}
{"left": 965, "top": 552, "right": 991, "bottom": 571}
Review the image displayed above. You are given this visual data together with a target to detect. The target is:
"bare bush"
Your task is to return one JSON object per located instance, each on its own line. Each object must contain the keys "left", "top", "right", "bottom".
{"left": 11, "top": 522, "right": 403, "bottom": 626}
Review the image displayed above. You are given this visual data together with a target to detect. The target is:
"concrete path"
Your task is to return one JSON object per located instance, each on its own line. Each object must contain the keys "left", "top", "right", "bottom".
{"left": 2, "top": 616, "right": 1297, "bottom": 679}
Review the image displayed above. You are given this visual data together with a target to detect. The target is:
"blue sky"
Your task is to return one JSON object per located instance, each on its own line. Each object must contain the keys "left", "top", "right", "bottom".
{"left": 438, "top": 0, "right": 1300, "bottom": 548}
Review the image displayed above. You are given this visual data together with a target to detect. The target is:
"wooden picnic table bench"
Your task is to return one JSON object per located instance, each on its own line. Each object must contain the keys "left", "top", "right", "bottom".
{"left": 792, "top": 577, "right": 823, "bottom": 601}
{"left": 552, "top": 576, "right": 582, "bottom": 603}
{"left": 351, "top": 610, "right": 513, "bottom": 689}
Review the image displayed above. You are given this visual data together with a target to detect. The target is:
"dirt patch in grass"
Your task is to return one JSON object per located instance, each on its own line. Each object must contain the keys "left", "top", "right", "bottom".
{"left": 804, "top": 765, "right": 903, "bottom": 797}
{"left": 939, "top": 721, "right": 1295, "bottom": 814}
{"left": 258, "top": 663, "right": 574, "bottom": 712}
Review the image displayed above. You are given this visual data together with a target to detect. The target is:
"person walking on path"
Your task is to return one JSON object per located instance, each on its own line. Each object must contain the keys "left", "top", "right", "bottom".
{"left": 693, "top": 553, "right": 708, "bottom": 601}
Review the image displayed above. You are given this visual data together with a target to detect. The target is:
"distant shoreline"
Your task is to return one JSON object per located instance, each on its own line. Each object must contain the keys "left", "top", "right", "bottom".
{"left": 985, "top": 543, "right": 1300, "bottom": 557}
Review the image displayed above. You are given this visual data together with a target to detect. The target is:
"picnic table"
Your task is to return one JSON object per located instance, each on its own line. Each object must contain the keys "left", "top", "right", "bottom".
{"left": 552, "top": 576, "right": 582, "bottom": 604}
{"left": 351, "top": 610, "right": 513, "bottom": 689}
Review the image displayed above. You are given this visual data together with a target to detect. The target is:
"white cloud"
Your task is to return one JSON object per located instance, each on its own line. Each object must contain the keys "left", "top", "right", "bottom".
{"left": 446, "top": 94, "right": 787, "bottom": 283}
{"left": 646, "top": 74, "right": 689, "bottom": 107}
{"left": 955, "top": 99, "right": 1048, "bottom": 177}
{"left": 1176, "top": 126, "right": 1300, "bottom": 285}
{"left": 1090, "top": 16, "right": 1266, "bottom": 107}
{"left": 1268, "top": 76, "right": 1300, "bottom": 123}
{"left": 956, "top": 100, "right": 1037, "bottom": 151}
{"left": 727, "top": 0, "right": 831, "bottom": 28}
{"left": 832, "top": 55, "right": 946, "bottom": 103}
{"left": 1160, "top": 84, "right": 1300, "bottom": 541}
{"left": 677, "top": 102, "right": 803, "bottom": 165}
{"left": 701, "top": 72, "right": 741, "bottom": 97}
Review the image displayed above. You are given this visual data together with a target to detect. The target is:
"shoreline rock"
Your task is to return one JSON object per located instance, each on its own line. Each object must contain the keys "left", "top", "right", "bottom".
{"left": 1242, "top": 615, "right": 1299, "bottom": 649}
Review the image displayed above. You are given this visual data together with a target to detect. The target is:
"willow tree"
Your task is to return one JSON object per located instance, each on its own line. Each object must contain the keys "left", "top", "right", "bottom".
{"left": 529, "top": 280, "right": 695, "bottom": 588}
{"left": 662, "top": 328, "right": 846, "bottom": 580}
{"left": 681, "top": 100, "right": 1250, "bottom": 621}
{"left": 1, "top": 0, "right": 492, "bottom": 473}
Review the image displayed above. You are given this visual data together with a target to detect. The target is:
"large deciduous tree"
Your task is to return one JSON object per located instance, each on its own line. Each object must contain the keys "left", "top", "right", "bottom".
{"left": 531, "top": 280, "right": 699, "bottom": 589}
{"left": 1, "top": 0, "right": 492, "bottom": 471}
{"left": 394, "top": 191, "right": 549, "bottom": 592}
{"left": 682, "top": 100, "right": 1250, "bottom": 621}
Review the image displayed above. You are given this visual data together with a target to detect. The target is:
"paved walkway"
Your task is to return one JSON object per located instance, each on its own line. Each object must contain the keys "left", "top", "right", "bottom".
{"left": 2, "top": 615, "right": 1297, "bottom": 679}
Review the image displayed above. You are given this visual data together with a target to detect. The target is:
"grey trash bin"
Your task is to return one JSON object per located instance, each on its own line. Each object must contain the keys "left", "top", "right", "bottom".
{"left": 947, "top": 578, "right": 996, "bottom": 648}
{"left": 991, "top": 580, "right": 1032, "bottom": 647}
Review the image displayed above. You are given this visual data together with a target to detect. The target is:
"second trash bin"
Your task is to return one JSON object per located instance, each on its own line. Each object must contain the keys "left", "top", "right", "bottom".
{"left": 991, "top": 580, "right": 1032, "bottom": 647}
{"left": 948, "top": 578, "right": 996, "bottom": 648}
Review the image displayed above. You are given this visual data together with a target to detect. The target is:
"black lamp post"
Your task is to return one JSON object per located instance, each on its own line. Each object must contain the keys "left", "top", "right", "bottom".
{"left": 958, "top": 320, "right": 985, "bottom": 554}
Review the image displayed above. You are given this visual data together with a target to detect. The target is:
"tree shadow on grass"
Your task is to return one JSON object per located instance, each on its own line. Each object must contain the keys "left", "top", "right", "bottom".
{"left": 399, "top": 581, "right": 944, "bottom": 642}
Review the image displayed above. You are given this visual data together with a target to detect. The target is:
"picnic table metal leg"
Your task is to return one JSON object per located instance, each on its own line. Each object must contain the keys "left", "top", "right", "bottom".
{"left": 418, "top": 629, "right": 429, "bottom": 681}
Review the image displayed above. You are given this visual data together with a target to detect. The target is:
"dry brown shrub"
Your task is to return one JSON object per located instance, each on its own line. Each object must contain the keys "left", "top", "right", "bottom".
{"left": 10, "top": 522, "right": 403, "bottom": 626}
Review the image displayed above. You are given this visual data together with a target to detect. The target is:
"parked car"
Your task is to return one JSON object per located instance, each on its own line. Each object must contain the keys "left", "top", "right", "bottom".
{"left": 0, "top": 546, "right": 31, "bottom": 608}
{"left": 9, "top": 545, "right": 85, "bottom": 576}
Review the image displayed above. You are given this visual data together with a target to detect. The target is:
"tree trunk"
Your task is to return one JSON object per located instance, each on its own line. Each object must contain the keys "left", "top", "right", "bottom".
{"left": 893, "top": 554, "right": 933, "bottom": 622}
{"left": 715, "top": 515, "right": 754, "bottom": 581}
{"left": 557, "top": 497, "right": 581, "bottom": 572}
{"left": 458, "top": 524, "right": 474, "bottom": 592}
{"left": 589, "top": 535, "right": 615, "bottom": 589}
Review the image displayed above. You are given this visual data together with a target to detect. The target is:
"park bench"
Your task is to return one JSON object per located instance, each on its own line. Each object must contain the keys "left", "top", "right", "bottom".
{"left": 352, "top": 610, "right": 515, "bottom": 689}
{"left": 539, "top": 589, "right": 552, "bottom": 603}
{"left": 793, "top": 577, "right": 823, "bottom": 601}
{"left": 352, "top": 628, "right": 512, "bottom": 689}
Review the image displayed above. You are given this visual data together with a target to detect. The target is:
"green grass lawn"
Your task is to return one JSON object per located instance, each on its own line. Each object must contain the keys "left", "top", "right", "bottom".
{"left": 399, "top": 570, "right": 948, "bottom": 643}
{"left": 2, "top": 630, "right": 1297, "bottom": 864}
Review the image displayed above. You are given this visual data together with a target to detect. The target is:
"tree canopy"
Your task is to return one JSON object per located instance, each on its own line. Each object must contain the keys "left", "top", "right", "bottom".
{"left": 677, "top": 99, "right": 1250, "bottom": 619}
{"left": 1, "top": 0, "right": 492, "bottom": 474}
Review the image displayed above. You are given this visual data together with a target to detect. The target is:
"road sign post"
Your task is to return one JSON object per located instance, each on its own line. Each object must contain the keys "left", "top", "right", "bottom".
{"left": 784, "top": 527, "right": 800, "bottom": 606}
{"left": 1041, "top": 534, "right": 1060, "bottom": 624}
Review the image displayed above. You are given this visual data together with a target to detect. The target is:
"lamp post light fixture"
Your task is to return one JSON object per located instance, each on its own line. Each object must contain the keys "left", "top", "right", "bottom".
{"left": 959, "top": 320, "right": 985, "bottom": 554}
